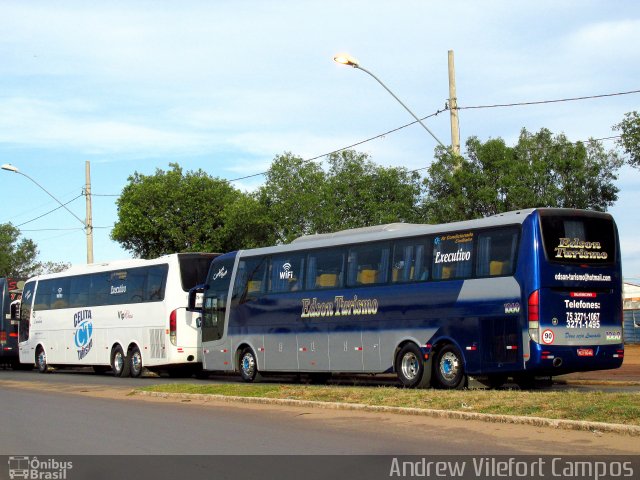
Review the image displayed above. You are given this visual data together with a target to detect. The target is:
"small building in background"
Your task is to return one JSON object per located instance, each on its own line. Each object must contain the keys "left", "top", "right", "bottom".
{"left": 623, "top": 282, "right": 640, "bottom": 344}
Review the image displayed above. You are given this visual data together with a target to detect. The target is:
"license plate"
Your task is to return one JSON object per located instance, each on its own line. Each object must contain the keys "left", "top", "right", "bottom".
{"left": 577, "top": 348, "right": 594, "bottom": 357}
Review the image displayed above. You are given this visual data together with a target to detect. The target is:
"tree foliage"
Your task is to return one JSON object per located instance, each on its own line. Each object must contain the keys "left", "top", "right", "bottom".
{"left": 111, "top": 163, "right": 245, "bottom": 258}
{"left": 423, "top": 128, "right": 622, "bottom": 223}
{"left": 257, "top": 150, "right": 425, "bottom": 244}
{"left": 111, "top": 133, "right": 623, "bottom": 258}
{"left": 614, "top": 111, "right": 640, "bottom": 168}
{"left": 0, "top": 223, "right": 40, "bottom": 278}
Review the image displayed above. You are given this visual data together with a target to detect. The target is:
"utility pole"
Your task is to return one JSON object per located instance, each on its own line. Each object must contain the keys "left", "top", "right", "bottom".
{"left": 85, "top": 160, "right": 94, "bottom": 264}
{"left": 448, "top": 50, "right": 461, "bottom": 157}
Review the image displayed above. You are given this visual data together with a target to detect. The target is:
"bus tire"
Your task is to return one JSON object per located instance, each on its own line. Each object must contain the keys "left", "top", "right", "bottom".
{"left": 433, "top": 344, "right": 466, "bottom": 389}
{"left": 239, "top": 348, "right": 261, "bottom": 382}
{"left": 35, "top": 346, "right": 49, "bottom": 373}
{"left": 111, "top": 345, "right": 130, "bottom": 378}
{"left": 396, "top": 343, "right": 430, "bottom": 388}
{"left": 129, "top": 345, "right": 143, "bottom": 378}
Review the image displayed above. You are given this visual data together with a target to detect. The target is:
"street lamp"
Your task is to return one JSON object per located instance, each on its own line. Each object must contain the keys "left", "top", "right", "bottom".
{"left": 1, "top": 163, "right": 94, "bottom": 263}
{"left": 333, "top": 53, "right": 450, "bottom": 153}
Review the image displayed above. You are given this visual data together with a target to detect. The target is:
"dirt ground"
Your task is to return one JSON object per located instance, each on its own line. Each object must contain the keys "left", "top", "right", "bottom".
{"left": 559, "top": 344, "right": 640, "bottom": 382}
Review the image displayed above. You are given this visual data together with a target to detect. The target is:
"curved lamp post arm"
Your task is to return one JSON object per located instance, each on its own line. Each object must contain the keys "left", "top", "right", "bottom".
{"left": 334, "top": 54, "right": 454, "bottom": 156}
{"left": 2, "top": 164, "right": 85, "bottom": 226}
{"left": 355, "top": 64, "right": 448, "bottom": 150}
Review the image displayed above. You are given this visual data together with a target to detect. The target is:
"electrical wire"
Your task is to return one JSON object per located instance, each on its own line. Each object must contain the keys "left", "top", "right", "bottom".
{"left": 227, "top": 88, "right": 638, "bottom": 183}
{"left": 456, "top": 89, "right": 640, "bottom": 111}
{"left": 15, "top": 195, "right": 84, "bottom": 228}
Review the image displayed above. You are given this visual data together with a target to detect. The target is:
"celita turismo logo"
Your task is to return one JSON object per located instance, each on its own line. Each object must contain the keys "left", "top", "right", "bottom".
{"left": 8, "top": 456, "right": 73, "bottom": 479}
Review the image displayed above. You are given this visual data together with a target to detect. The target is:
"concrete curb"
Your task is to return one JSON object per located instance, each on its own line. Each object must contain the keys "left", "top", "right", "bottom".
{"left": 135, "top": 390, "right": 640, "bottom": 436}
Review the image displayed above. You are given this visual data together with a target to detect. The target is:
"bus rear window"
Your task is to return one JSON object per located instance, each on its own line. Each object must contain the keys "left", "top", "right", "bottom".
{"left": 178, "top": 254, "right": 218, "bottom": 291}
{"left": 540, "top": 213, "right": 616, "bottom": 264}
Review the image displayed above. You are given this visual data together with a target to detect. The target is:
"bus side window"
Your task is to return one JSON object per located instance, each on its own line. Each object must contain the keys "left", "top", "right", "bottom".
{"left": 234, "top": 257, "right": 268, "bottom": 303}
{"left": 347, "top": 243, "right": 390, "bottom": 287}
{"left": 270, "top": 254, "right": 304, "bottom": 293}
{"left": 69, "top": 275, "right": 90, "bottom": 308}
{"left": 306, "top": 249, "right": 345, "bottom": 290}
{"left": 146, "top": 265, "right": 168, "bottom": 301}
{"left": 50, "top": 277, "right": 70, "bottom": 309}
{"left": 476, "top": 228, "right": 519, "bottom": 277}
{"left": 126, "top": 268, "right": 147, "bottom": 303}
{"left": 33, "top": 279, "right": 52, "bottom": 311}
{"left": 432, "top": 232, "right": 474, "bottom": 280}
{"left": 392, "top": 238, "right": 430, "bottom": 283}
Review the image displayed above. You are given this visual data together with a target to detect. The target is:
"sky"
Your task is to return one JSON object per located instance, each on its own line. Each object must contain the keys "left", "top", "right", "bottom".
{"left": 1, "top": 0, "right": 639, "bottom": 281}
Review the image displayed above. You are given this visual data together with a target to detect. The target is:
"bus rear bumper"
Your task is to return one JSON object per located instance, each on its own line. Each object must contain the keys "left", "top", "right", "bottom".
{"left": 525, "top": 342, "right": 624, "bottom": 375}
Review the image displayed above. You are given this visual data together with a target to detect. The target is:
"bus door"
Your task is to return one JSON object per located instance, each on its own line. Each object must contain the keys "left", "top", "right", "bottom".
{"left": 534, "top": 211, "right": 622, "bottom": 370}
{"left": 200, "top": 256, "right": 235, "bottom": 371}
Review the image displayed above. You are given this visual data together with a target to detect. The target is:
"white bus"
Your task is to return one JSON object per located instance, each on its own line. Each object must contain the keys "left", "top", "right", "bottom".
{"left": 18, "top": 253, "right": 218, "bottom": 377}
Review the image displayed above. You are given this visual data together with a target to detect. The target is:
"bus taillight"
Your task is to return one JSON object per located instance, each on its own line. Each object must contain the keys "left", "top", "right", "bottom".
{"left": 528, "top": 290, "right": 540, "bottom": 343}
{"left": 169, "top": 309, "right": 177, "bottom": 346}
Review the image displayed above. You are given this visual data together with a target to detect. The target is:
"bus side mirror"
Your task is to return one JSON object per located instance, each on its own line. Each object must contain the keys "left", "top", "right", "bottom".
{"left": 187, "top": 284, "right": 207, "bottom": 312}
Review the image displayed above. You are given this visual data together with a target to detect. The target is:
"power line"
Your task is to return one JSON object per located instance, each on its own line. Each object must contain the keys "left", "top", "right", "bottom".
{"left": 21, "top": 225, "right": 112, "bottom": 232}
{"left": 456, "top": 89, "right": 640, "bottom": 111}
{"left": 227, "top": 88, "right": 638, "bottom": 183}
{"left": 15, "top": 195, "right": 83, "bottom": 228}
{"left": 229, "top": 109, "right": 448, "bottom": 182}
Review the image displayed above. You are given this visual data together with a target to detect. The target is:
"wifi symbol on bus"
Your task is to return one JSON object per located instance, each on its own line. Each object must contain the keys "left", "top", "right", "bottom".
{"left": 280, "top": 263, "right": 294, "bottom": 279}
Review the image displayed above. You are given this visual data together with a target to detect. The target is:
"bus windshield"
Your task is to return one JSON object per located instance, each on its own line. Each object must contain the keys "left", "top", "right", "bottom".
{"left": 539, "top": 212, "right": 616, "bottom": 265}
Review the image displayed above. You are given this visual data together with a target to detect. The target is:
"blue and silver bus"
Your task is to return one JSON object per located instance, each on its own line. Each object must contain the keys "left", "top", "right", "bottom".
{"left": 189, "top": 208, "right": 624, "bottom": 388}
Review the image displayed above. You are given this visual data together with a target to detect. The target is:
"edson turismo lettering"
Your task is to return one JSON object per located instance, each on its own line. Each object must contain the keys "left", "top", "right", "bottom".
{"left": 301, "top": 295, "right": 379, "bottom": 318}
{"left": 555, "top": 237, "right": 608, "bottom": 260}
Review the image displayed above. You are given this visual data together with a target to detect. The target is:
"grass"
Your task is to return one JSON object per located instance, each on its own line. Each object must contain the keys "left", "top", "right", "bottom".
{"left": 139, "top": 383, "right": 640, "bottom": 426}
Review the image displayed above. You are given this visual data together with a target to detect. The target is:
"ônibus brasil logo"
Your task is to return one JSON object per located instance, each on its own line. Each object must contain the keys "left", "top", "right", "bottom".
{"left": 8, "top": 456, "right": 73, "bottom": 479}
{"left": 73, "top": 309, "right": 93, "bottom": 360}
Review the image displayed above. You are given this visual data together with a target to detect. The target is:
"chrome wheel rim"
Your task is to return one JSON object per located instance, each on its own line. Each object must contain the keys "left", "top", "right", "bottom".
{"left": 439, "top": 351, "right": 460, "bottom": 381}
{"left": 131, "top": 351, "right": 142, "bottom": 375}
{"left": 114, "top": 352, "right": 124, "bottom": 374}
{"left": 37, "top": 350, "right": 46, "bottom": 370}
{"left": 241, "top": 353, "right": 256, "bottom": 378}
{"left": 401, "top": 352, "right": 419, "bottom": 380}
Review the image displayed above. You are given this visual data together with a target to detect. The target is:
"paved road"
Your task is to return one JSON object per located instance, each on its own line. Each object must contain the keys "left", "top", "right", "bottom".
{"left": 0, "top": 369, "right": 638, "bottom": 456}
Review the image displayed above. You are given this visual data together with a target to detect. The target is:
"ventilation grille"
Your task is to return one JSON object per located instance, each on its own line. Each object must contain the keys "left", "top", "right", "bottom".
{"left": 149, "top": 329, "right": 166, "bottom": 359}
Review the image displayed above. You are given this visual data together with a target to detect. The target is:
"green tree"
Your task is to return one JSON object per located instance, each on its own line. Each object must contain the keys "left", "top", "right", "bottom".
{"left": 257, "top": 150, "right": 425, "bottom": 244}
{"left": 0, "top": 223, "right": 40, "bottom": 278}
{"left": 423, "top": 128, "right": 622, "bottom": 223}
{"left": 111, "top": 163, "right": 245, "bottom": 258}
{"left": 614, "top": 111, "right": 640, "bottom": 168}
{"left": 323, "top": 150, "right": 424, "bottom": 229}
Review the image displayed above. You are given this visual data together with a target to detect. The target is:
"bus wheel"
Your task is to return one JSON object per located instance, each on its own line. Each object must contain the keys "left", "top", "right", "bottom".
{"left": 111, "top": 345, "right": 130, "bottom": 378}
{"left": 434, "top": 344, "right": 466, "bottom": 389}
{"left": 129, "top": 345, "right": 143, "bottom": 378}
{"left": 35, "top": 346, "right": 49, "bottom": 374}
{"left": 396, "top": 343, "right": 429, "bottom": 388}
{"left": 239, "top": 348, "right": 260, "bottom": 382}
